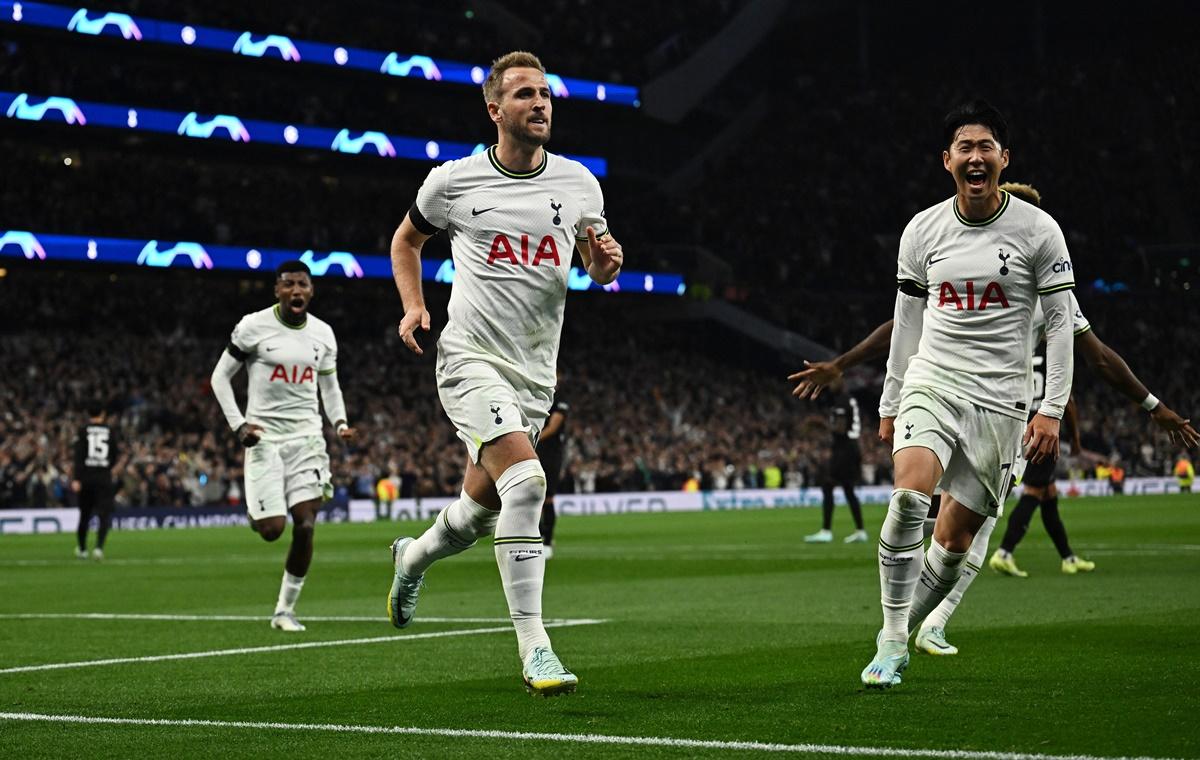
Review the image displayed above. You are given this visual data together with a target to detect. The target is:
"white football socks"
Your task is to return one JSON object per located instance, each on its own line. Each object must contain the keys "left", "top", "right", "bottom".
{"left": 920, "top": 515, "right": 996, "bottom": 633}
{"left": 275, "top": 570, "right": 305, "bottom": 615}
{"left": 878, "top": 488, "right": 930, "bottom": 643}
{"left": 493, "top": 459, "right": 551, "bottom": 662}
{"left": 907, "top": 539, "right": 968, "bottom": 634}
{"left": 403, "top": 491, "right": 497, "bottom": 577}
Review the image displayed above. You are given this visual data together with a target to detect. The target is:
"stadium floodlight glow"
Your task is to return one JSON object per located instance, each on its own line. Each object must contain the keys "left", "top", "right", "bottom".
{"left": 66, "top": 8, "right": 140, "bottom": 39}
{"left": 177, "top": 112, "right": 251, "bottom": 142}
{"left": 232, "top": 32, "right": 301, "bottom": 61}
{"left": 5, "top": 92, "right": 86, "bottom": 124}
{"left": 0, "top": 230, "right": 47, "bottom": 259}
{"left": 0, "top": 229, "right": 686, "bottom": 296}
{"left": 0, "top": 90, "right": 608, "bottom": 176}
{"left": 0, "top": 1, "right": 639, "bottom": 107}
{"left": 299, "top": 250, "right": 364, "bottom": 278}
{"left": 136, "top": 240, "right": 214, "bottom": 269}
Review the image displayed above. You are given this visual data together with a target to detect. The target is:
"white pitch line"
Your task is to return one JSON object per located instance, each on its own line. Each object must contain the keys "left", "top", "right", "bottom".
{"left": 0, "top": 613, "right": 527, "bottom": 624}
{"left": 0, "top": 712, "right": 1183, "bottom": 760}
{"left": 0, "top": 619, "right": 604, "bottom": 676}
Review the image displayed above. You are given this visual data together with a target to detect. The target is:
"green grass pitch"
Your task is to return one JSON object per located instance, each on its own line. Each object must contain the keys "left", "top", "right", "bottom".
{"left": 1, "top": 494, "right": 1197, "bottom": 759}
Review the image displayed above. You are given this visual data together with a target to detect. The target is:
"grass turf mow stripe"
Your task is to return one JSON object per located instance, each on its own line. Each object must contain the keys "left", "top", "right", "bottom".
{"left": 0, "top": 619, "right": 605, "bottom": 675}
{"left": 0, "top": 712, "right": 1185, "bottom": 760}
{"left": 0, "top": 613, "right": 560, "bottom": 623}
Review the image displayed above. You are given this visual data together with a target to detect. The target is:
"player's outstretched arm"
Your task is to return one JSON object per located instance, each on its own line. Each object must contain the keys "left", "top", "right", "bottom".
{"left": 391, "top": 215, "right": 433, "bottom": 355}
{"left": 1075, "top": 329, "right": 1199, "bottom": 447}
{"left": 576, "top": 226, "right": 623, "bottom": 285}
{"left": 790, "top": 319, "right": 895, "bottom": 400}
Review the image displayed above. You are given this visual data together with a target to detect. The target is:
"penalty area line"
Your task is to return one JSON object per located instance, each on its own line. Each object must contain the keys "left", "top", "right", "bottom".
{"left": 0, "top": 712, "right": 1184, "bottom": 760}
{"left": 0, "top": 619, "right": 605, "bottom": 676}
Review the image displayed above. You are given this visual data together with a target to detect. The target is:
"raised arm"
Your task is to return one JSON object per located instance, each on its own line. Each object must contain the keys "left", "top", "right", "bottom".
{"left": 790, "top": 319, "right": 894, "bottom": 400}
{"left": 575, "top": 227, "right": 623, "bottom": 285}
{"left": 1075, "top": 329, "right": 1199, "bottom": 447}
{"left": 391, "top": 214, "right": 434, "bottom": 355}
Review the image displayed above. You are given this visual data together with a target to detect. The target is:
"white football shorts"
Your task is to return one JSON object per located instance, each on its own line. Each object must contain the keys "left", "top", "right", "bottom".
{"left": 243, "top": 435, "right": 332, "bottom": 519}
{"left": 436, "top": 354, "right": 553, "bottom": 464}
{"left": 893, "top": 385, "right": 1024, "bottom": 517}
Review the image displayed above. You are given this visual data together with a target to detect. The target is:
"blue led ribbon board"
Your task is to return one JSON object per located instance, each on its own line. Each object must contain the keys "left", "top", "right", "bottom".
{"left": 0, "top": 1, "right": 640, "bottom": 107}
{"left": 1, "top": 90, "right": 608, "bottom": 176}
{"left": 0, "top": 230, "right": 688, "bottom": 296}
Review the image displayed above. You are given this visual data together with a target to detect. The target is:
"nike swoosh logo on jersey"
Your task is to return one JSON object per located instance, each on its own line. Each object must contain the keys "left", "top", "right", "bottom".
{"left": 929, "top": 256, "right": 948, "bottom": 266}
{"left": 472, "top": 207, "right": 498, "bottom": 216}
{"left": 264, "top": 345, "right": 279, "bottom": 352}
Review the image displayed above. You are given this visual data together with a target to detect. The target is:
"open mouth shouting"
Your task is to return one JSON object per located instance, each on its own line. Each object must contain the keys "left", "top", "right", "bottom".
{"left": 965, "top": 169, "right": 988, "bottom": 190}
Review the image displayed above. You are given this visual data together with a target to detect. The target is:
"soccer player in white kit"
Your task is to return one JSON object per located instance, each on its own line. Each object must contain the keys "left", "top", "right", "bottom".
{"left": 385, "top": 51, "right": 623, "bottom": 696}
{"left": 861, "top": 101, "right": 1078, "bottom": 689}
{"left": 210, "top": 261, "right": 357, "bottom": 632}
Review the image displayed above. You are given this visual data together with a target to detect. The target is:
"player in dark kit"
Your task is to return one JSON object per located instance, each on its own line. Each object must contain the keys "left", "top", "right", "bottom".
{"left": 72, "top": 401, "right": 119, "bottom": 560}
{"left": 804, "top": 382, "right": 867, "bottom": 544}
{"left": 537, "top": 395, "right": 570, "bottom": 557}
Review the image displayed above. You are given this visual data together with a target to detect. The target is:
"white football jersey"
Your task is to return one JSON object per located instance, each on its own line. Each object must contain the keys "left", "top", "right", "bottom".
{"left": 411, "top": 146, "right": 606, "bottom": 389}
{"left": 228, "top": 305, "right": 338, "bottom": 441}
{"left": 897, "top": 191, "right": 1076, "bottom": 419}
{"left": 1027, "top": 291, "right": 1091, "bottom": 412}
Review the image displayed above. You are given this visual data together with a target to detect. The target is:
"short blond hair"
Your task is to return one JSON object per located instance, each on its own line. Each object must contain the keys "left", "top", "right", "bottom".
{"left": 482, "top": 51, "right": 546, "bottom": 104}
{"left": 1000, "top": 181, "right": 1041, "bottom": 207}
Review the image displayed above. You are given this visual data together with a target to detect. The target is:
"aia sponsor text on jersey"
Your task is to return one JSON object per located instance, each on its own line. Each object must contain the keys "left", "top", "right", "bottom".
{"left": 270, "top": 365, "right": 316, "bottom": 384}
{"left": 937, "top": 281, "right": 1010, "bottom": 310}
{"left": 487, "top": 234, "right": 562, "bottom": 267}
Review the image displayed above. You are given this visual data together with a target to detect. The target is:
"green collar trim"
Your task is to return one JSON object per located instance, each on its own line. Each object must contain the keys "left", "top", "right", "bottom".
{"left": 487, "top": 145, "right": 547, "bottom": 179}
{"left": 954, "top": 190, "right": 1010, "bottom": 227}
{"left": 273, "top": 304, "right": 307, "bottom": 330}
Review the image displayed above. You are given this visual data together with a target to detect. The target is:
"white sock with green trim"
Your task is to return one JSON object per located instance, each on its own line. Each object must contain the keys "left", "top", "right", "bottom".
{"left": 878, "top": 489, "right": 929, "bottom": 643}
{"left": 403, "top": 491, "right": 497, "bottom": 576}
{"left": 920, "top": 515, "right": 995, "bottom": 633}
{"left": 907, "top": 539, "right": 968, "bottom": 635}
{"left": 493, "top": 460, "right": 551, "bottom": 662}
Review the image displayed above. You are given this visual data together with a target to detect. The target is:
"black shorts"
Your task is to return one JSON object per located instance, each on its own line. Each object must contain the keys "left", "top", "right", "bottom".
{"left": 540, "top": 452, "right": 563, "bottom": 499}
{"left": 1021, "top": 457, "right": 1057, "bottom": 488}
{"left": 830, "top": 451, "right": 861, "bottom": 485}
{"left": 79, "top": 483, "right": 114, "bottom": 514}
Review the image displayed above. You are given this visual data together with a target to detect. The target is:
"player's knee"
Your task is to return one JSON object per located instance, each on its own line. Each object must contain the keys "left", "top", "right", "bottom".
{"left": 256, "top": 517, "right": 286, "bottom": 542}
{"left": 292, "top": 518, "right": 315, "bottom": 544}
{"left": 1045, "top": 482, "right": 1058, "bottom": 499}
{"left": 496, "top": 460, "right": 547, "bottom": 512}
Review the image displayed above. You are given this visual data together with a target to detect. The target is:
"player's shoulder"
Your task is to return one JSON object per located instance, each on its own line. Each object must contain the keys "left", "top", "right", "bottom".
{"left": 235, "top": 305, "right": 277, "bottom": 330}
{"left": 1005, "top": 193, "right": 1062, "bottom": 236}
{"left": 304, "top": 312, "right": 338, "bottom": 341}
{"left": 545, "top": 151, "right": 600, "bottom": 186}
{"left": 904, "top": 196, "right": 955, "bottom": 235}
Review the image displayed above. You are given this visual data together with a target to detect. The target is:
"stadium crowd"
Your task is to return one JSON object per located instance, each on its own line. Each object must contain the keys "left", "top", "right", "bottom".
{"left": 0, "top": 266, "right": 1191, "bottom": 510}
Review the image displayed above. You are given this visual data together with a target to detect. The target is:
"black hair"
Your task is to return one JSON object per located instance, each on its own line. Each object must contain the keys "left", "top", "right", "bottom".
{"left": 276, "top": 260, "right": 312, "bottom": 279}
{"left": 943, "top": 99, "right": 1009, "bottom": 149}
{"left": 87, "top": 399, "right": 105, "bottom": 417}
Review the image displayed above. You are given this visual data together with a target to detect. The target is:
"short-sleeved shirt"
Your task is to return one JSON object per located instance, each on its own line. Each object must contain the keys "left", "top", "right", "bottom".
{"left": 896, "top": 191, "right": 1075, "bottom": 420}
{"left": 410, "top": 146, "right": 607, "bottom": 390}
{"left": 227, "top": 305, "right": 338, "bottom": 441}
{"left": 1027, "top": 291, "right": 1091, "bottom": 413}
{"left": 827, "top": 392, "right": 861, "bottom": 450}
{"left": 74, "top": 423, "right": 117, "bottom": 487}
